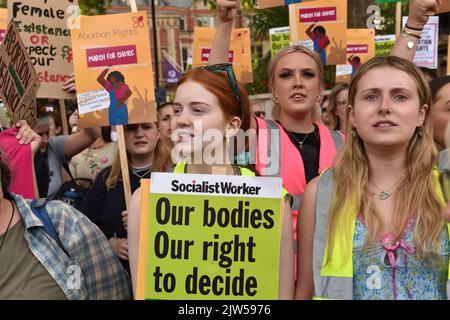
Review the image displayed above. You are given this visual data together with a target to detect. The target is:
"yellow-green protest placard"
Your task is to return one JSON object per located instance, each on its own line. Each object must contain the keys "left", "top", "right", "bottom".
{"left": 137, "top": 174, "right": 284, "bottom": 300}
{"left": 269, "top": 27, "right": 291, "bottom": 58}
{"left": 375, "top": 34, "right": 396, "bottom": 57}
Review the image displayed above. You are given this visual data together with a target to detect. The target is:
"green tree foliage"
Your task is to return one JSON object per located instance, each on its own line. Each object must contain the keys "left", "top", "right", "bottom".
{"left": 79, "top": 0, "right": 112, "bottom": 16}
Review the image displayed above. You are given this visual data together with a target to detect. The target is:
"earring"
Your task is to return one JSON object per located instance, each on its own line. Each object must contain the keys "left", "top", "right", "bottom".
{"left": 272, "top": 95, "right": 279, "bottom": 105}
{"left": 351, "top": 128, "right": 358, "bottom": 138}
{"left": 317, "top": 95, "right": 322, "bottom": 104}
{"left": 418, "top": 128, "right": 423, "bottom": 137}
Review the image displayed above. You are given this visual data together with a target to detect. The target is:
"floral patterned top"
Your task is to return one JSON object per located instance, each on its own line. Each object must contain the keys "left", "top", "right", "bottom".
{"left": 353, "top": 216, "right": 449, "bottom": 300}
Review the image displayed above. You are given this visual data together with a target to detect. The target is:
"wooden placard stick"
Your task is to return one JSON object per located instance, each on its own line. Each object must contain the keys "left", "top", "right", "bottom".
{"left": 395, "top": 1, "right": 402, "bottom": 38}
{"left": 60, "top": 99, "right": 69, "bottom": 135}
{"left": 117, "top": 125, "right": 132, "bottom": 209}
{"left": 117, "top": 0, "right": 139, "bottom": 210}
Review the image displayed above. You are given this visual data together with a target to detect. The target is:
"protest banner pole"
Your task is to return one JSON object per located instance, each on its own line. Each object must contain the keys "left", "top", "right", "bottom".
{"left": 117, "top": 125, "right": 132, "bottom": 209}
{"left": 59, "top": 99, "right": 69, "bottom": 135}
{"left": 395, "top": 1, "right": 402, "bottom": 38}
{"left": 113, "top": 0, "right": 140, "bottom": 210}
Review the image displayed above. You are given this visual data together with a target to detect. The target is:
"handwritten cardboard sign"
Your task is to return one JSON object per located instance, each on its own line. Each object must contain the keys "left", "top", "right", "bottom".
{"left": 8, "top": 0, "right": 77, "bottom": 99}
{"left": 0, "top": 21, "right": 40, "bottom": 127}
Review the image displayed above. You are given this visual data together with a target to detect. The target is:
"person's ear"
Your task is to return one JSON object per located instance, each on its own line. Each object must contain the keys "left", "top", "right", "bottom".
{"left": 226, "top": 116, "right": 242, "bottom": 138}
{"left": 417, "top": 104, "right": 428, "bottom": 127}
{"left": 348, "top": 105, "right": 356, "bottom": 128}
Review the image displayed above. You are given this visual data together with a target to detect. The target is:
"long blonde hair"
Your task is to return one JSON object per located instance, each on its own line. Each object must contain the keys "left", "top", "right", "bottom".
{"left": 106, "top": 123, "right": 172, "bottom": 189}
{"left": 326, "top": 56, "right": 443, "bottom": 264}
{"left": 327, "top": 83, "right": 348, "bottom": 131}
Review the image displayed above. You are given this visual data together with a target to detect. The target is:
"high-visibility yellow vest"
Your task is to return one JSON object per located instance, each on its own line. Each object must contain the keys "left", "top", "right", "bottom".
{"left": 312, "top": 167, "right": 450, "bottom": 300}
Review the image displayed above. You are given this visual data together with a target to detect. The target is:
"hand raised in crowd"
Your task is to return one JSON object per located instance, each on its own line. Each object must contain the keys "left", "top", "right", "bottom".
{"left": 62, "top": 73, "right": 76, "bottom": 93}
{"left": 110, "top": 237, "right": 129, "bottom": 261}
{"left": 122, "top": 211, "right": 128, "bottom": 231}
{"left": 216, "top": 0, "right": 239, "bottom": 24}
{"left": 15, "top": 120, "right": 41, "bottom": 154}
{"left": 407, "top": 0, "right": 442, "bottom": 29}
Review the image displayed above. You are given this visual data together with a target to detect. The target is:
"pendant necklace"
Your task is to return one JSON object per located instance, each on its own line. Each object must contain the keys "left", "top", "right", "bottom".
{"left": 289, "top": 131, "right": 311, "bottom": 150}
{"left": 370, "top": 175, "right": 404, "bottom": 201}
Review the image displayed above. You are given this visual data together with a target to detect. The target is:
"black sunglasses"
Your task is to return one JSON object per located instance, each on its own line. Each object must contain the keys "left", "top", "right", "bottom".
{"left": 190, "top": 63, "right": 244, "bottom": 119}
{"left": 254, "top": 111, "right": 266, "bottom": 117}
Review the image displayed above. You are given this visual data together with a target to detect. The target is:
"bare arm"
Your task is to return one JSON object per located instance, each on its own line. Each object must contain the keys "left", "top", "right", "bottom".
{"left": 348, "top": 54, "right": 354, "bottom": 64}
{"left": 391, "top": 0, "right": 440, "bottom": 61}
{"left": 279, "top": 199, "right": 295, "bottom": 299}
{"left": 294, "top": 176, "right": 319, "bottom": 300}
{"left": 305, "top": 24, "right": 315, "bottom": 39}
{"left": 64, "top": 127, "right": 100, "bottom": 159}
{"left": 97, "top": 67, "right": 110, "bottom": 89}
{"left": 208, "top": 0, "right": 238, "bottom": 65}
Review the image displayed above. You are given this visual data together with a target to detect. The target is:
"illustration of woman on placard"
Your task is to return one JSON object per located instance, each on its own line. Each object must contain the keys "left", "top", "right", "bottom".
{"left": 97, "top": 67, "right": 133, "bottom": 126}
{"left": 306, "top": 23, "right": 330, "bottom": 65}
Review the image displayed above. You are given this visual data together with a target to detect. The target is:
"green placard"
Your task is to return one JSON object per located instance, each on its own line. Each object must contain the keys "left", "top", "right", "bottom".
{"left": 269, "top": 27, "right": 291, "bottom": 58}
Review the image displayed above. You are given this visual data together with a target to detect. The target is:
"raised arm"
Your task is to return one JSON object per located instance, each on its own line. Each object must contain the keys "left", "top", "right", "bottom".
{"left": 348, "top": 54, "right": 354, "bottom": 64}
{"left": 208, "top": 0, "right": 239, "bottom": 65}
{"left": 391, "top": 0, "right": 441, "bottom": 61}
{"left": 64, "top": 127, "right": 101, "bottom": 159}
{"left": 305, "top": 23, "right": 315, "bottom": 39}
{"left": 97, "top": 67, "right": 110, "bottom": 89}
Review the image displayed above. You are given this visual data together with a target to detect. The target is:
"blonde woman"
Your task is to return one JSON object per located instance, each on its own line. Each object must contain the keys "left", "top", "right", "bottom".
{"left": 81, "top": 122, "right": 171, "bottom": 273}
{"left": 295, "top": 56, "right": 449, "bottom": 300}
{"left": 326, "top": 83, "right": 349, "bottom": 133}
{"left": 208, "top": 0, "right": 441, "bottom": 251}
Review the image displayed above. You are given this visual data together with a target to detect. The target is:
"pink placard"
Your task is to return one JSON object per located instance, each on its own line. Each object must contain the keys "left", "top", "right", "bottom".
{"left": 201, "top": 48, "right": 234, "bottom": 63}
{"left": 299, "top": 7, "right": 337, "bottom": 23}
{"left": 347, "top": 44, "right": 368, "bottom": 54}
{"left": 86, "top": 45, "right": 138, "bottom": 68}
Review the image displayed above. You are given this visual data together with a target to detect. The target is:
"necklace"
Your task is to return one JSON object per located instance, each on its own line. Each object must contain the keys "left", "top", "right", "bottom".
{"left": 370, "top": 175, "right": 404, "bottom": 201}
{"left": 288, "top": 130, "right": 314, "bottom": 150}
{"left": 0, "top": 200, "right": 15, "bottom": 252}
{"left": 131, "top": 165, "right": 152, "bottom": 179}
